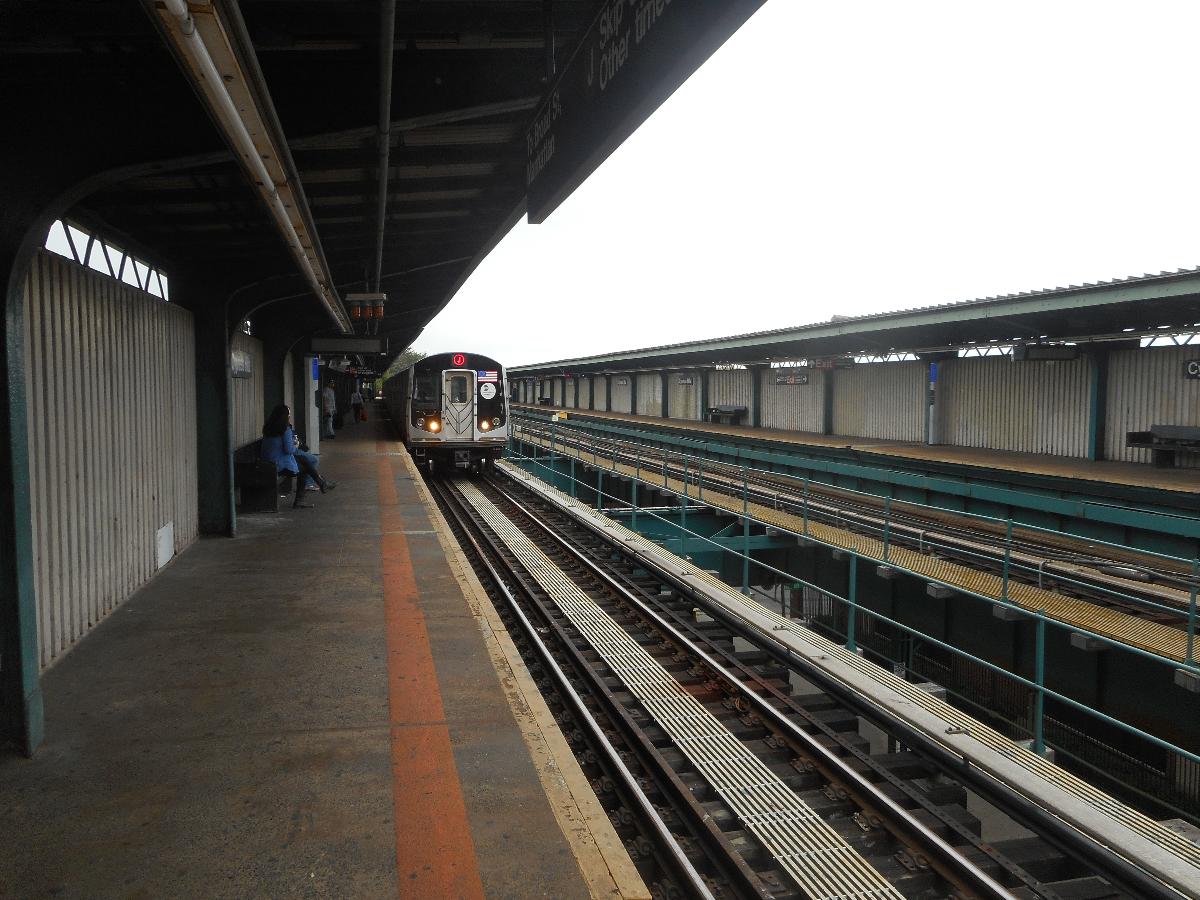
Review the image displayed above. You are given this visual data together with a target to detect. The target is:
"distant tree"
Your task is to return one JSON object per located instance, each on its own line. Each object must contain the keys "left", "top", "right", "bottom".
{"left": 380, "top": 348, "right": 425, "bottom": 384}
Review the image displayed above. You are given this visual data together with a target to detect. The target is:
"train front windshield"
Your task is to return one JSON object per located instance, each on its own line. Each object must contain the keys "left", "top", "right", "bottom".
{"left": 414, "top": 374, "right": 437, "bottom": 403}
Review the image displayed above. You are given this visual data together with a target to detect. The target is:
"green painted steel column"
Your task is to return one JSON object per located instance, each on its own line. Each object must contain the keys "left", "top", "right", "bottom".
{"left": 821, "top": 368, "right": 834, "bottom": 435}
{"left": 1086, "top": 347, "right": 1110, "bottom": 461}
{"left": 846, "top": 554, "right": 858, "bottom": 652}
{"left": 194, "top": 307, "right": 236, "bottom": 536}
{"left": 1, "top": 243, "right": 44, "bottom": 755}
{"left": 750, "top": 365, "right": 763, "bottom": 428}
{"left": 660, "top": 370, "right": 670, "bottom": 419}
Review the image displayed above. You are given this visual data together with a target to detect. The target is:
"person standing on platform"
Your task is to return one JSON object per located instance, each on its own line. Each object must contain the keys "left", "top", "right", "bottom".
{"left": 350, "top": 386, "right": 364, "bottom": 424}
{"left": 322, "top": 380, "right": 337, "bottom": 439}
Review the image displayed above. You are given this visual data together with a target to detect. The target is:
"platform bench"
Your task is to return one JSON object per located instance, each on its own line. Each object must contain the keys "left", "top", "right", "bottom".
{"left": 234, "top": 439, "right": 294, "bottom": 512}
{"left": 706, "top": 404, "right": 748, "bottom": 426}
{"left": 1126, "top": 424, "right": 1200, "bottom": 468}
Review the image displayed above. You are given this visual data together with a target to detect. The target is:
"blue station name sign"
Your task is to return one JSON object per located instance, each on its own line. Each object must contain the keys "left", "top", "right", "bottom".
{"left": 526, "top": 0, "right": 766, "bottom": 224}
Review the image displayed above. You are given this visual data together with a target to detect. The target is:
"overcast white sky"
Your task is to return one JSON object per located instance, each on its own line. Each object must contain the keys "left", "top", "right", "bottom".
{"left": 417, "top": 0, "right": 1200, "bottom": 367}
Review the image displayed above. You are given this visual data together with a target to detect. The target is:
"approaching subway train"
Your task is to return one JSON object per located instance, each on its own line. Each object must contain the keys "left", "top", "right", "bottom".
{"left": 383, "top": 351, "right": 508, "bottom": 472}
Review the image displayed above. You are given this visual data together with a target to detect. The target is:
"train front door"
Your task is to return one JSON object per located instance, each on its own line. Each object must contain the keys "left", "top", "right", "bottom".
{"left": 442, "top": 369, "right": 476, "bottom": 441}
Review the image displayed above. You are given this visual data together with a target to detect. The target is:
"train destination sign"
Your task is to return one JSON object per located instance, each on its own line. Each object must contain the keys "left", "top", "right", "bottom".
{"left": 525, "top": 0, "right": 766, "bottom": 223}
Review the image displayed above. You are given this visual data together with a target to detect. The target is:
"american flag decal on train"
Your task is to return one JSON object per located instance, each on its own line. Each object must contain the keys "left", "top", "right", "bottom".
{"left": 478, "top": 370, "right": 499, "bottom": 382}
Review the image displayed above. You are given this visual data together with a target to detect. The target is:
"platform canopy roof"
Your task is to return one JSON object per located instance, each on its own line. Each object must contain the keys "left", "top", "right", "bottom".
{"left": 510, "top": 267, "right": 1200, "bottom": 375}
{"left": 1, "top": 0, "right": 597, "bottom": 347}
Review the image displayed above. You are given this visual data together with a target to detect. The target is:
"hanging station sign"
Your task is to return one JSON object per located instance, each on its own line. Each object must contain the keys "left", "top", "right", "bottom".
{"left": 525, "top": 0, "right": 767, "bottom": 223}
{"left": 1186, "top": 359, "right": 1200, "bottom": 379}
{"left": 774, "top": 372, "right": 810, "bottom": 386}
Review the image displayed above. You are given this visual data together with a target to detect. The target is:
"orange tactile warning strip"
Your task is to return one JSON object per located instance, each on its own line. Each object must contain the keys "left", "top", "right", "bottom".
{"left": 522, "top": 433, "right": 1193, "bottom": 663}
{"left": 377, "top": 457, "right": 486, "bottom": 900}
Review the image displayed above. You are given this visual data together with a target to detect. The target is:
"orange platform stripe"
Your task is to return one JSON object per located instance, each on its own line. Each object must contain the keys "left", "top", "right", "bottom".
{"left": 378, "top": 458, "right": 485, "bottom": 900}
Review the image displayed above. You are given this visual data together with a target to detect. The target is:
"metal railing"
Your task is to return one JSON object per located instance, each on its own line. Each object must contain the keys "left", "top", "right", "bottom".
{"left": 506, "top": 420, "right": 1200, "bottom": 821}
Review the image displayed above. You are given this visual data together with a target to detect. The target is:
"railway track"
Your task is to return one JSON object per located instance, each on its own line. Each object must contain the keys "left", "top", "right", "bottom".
{"left": 514, "top": 419, "right": 1198, "bottom": 633}
{"left": 428, "top": 468, "right": 1180, "bottom": 900}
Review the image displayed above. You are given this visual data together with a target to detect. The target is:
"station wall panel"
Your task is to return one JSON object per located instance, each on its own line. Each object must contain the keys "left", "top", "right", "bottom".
{"left": 667, "top": 370, "right": 701, "bottom": 420}
{"left": 832, "top": 362, "right": 924, "bottom": 442}
{"left": 636, "top": 372, "right": 662, "bottom": 417}
{"left": 761, "top": 368, "right": 824, "bottom": 432}
{"left": 552, "top": 377, "right": 564, "bottom": 406}
{"left": 1106, "top": 345, "right": 1200, "bottom": 467}
{"left": 611, "top": 374, "right": 633, "bottom": 413}
{"left": 577, "top": 376, "right": 592, "bottom": 410}
{"left": 565, "top": 378, "right": 576, "bottom": 408}
{"left": 710, "top": 369, "right": 752, "bottom": 408}
{"left": 231, "top": 331, "right": 265, "bottom": 448}
{"left": 939, "top": 356, "right": 1089, "bottom": 457}
{"left": 22, "top": 250, "right": 198, "bottom": 669}
{"left": 593, "top": 375, "right": 609, "bottom": 411}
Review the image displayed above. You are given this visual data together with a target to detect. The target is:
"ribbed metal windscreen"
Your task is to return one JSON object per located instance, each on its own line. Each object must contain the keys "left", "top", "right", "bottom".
{"left": 231, "top": 331, "right": 264, "bottom": 447}
{"left": 667, "top": 371, "right": 700, "bottom": 420}
{"left": 940, "top": 356, "right": 1089, "bottom": 457}
{"left": 22, "top": 250, "right": 199, "bottom": 669}
{"left": 282, "top": 351, "right": 295, "bottom": 416}
{"left": 577, "top": 376, "right": 591, "bottom": 410}
{"left": 761, "top": 368, "right": 824, "bottom": 432}
{"left": 709, "top": 369, "right": 752, "bottom": 408}
{"left": 593, "top": 375, "right": 608, "bottom": 411}
{"left": 564, "top": 378, "right": 576, "bottom": 408}
{"left": 636, "top": 372, "right": 661, "bottom": 416}
{"left": 610, "top": 374, "right": 632, "bottom": 413}
{"left": 832, "top": 362, "right": 924, "bottom": 441}
{"left": 551, "top": 377, "right": 563, "bottom": 406}
{"left": 1107, "top": 346, "right": 1200, "bottom": 467}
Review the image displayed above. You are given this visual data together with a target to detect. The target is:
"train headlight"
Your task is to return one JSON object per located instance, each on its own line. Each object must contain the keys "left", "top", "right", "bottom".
{"left": 428, "top": 419, "right": 441, "bottom": 433}
{"left": 479, "top": 420, "right": 491, "bottom": 431}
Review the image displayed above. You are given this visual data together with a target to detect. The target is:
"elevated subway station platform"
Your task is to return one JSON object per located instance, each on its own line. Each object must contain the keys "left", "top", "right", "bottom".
{"left": 0, "top": 417, "right": 641, "bottom": 899}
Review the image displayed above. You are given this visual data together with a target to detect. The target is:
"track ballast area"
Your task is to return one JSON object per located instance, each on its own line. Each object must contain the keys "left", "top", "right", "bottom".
{"left": 427, "top": 466, "right": 1199, "bottom": 899}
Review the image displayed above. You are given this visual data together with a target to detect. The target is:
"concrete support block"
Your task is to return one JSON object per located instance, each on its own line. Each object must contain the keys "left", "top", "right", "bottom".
{"left": 1016, "top": 739, "right": 1056, "bottom": 763}
{"left": 1176, "top": 668, "right": 1200, "bottom": 693}
{"left": 913, "top": 681, "right": 947, "bottom": 701}
{"left": 692, "top": 607, "right": 715, "bottom": 625}
{"left": 992, "top": 604, "right": 1024, "bottom": 621}
{"left": 1069, "top": 632, "right": 1106, "bottom": 652}
{"left": 875, "top": 565, "right": 897, "bottom": 580}
{"left": 926, "top": 583, "right": 955, "bottom": 600}
{"left": 831, "top": 549, "right": 850, "bottom": 561}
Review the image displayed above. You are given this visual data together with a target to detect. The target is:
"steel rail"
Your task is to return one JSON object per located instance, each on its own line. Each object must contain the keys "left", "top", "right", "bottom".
{"left": 428, "top": 477, "right": 725, "bottom": 900}
{"left": 484, "top": 474, "right": 1019, "bottom": 900}
{"left": 521, "top": 423, "right": 1194, "bottom": 620}
{"left": 494, "top": 463, "right": 1193, "bottom": 900}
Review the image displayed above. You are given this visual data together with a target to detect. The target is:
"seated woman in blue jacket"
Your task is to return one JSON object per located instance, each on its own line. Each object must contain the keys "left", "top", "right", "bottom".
{"left": 261, "top": 404, "right": 336, "bottom": 508}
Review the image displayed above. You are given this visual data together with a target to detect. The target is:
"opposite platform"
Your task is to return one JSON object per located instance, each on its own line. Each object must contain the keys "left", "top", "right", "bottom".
{"left": 0, "top": 414, "right": 640, "bottom": 899}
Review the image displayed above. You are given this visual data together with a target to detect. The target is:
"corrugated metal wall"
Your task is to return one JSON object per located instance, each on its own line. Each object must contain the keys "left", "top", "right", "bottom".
{"left": 710, "top": 369, "right": 752, "bottom": 408}
{"left": 761, "top": 368, "right": 824, "bottom": 432}
{"left": 1107, "top": 346, "right": 1200, "bottom": 467}
{"left": 22, "top": 250, "right": 199, "bottom": 669}
{"left": 667, "top": 371, "right": 700, "bottom": 420}
{"left": 593, "top": 375, "right": 608, "bottom": 411}
{"left": 940, "top": 356, "right": 1090, "bottom": 457}
{"left": 832, "top": 362, "right": 925, "bottom": 442}
{"left": 231, "top": 331, "right": 264, "bottom": 447}
{"left": 577, "top": 376, "right": 592, "bottom": 409}
{"left": 283, "top": 351, "right": 294, "bottom": 417}
{"left": 611, "top": 374, "right": 633, "bottom": 413}
{"left": 636, "top": 372, "right": 661, "bottom": 417}
{"left": 551, "top": 377, "right": 563, "bottom": 406}
{"left": 564, "top": 378, "right": 576, "bottom": 408}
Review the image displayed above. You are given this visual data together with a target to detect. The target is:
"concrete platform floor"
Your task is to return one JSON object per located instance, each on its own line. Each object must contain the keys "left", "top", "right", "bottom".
{"left": 0, "top": 414, "right": 601, "bottom": 899}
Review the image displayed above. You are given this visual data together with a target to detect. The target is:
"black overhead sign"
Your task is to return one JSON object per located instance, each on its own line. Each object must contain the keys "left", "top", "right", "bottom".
{"left": 525, "top": 0, "right": 767, "bottom": 224}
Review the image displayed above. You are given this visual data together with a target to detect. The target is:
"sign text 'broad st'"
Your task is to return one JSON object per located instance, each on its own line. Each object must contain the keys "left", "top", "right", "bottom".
{"left": 526, "top": 0, "right": 766, "bottom": 223}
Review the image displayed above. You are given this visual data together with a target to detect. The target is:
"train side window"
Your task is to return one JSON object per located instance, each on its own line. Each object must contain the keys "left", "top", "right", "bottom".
{"left": 449, "top": 376, "right": 468, "bottom": 403}
{"left": 414, "top": 375, "right": 436, "bottom": 403}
